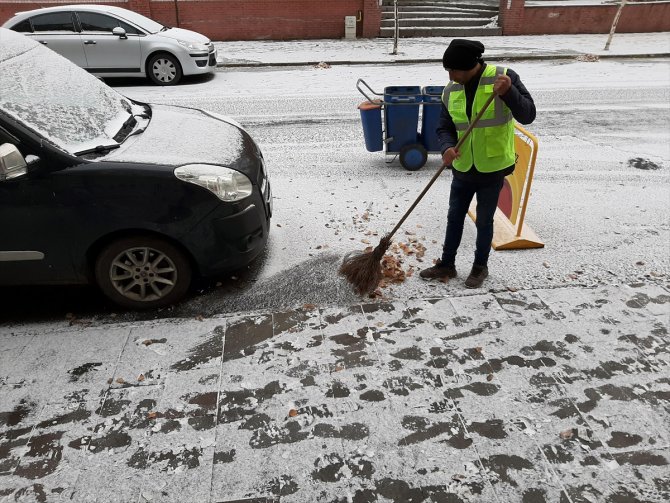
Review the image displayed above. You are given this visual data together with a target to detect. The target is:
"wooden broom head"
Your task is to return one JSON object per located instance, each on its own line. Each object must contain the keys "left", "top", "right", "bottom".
{"left": 339, "top": 235, "right": 392, "bottom": 295}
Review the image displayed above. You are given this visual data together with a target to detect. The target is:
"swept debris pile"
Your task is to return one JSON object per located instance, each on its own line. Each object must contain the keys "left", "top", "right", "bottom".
{"left": 340, "top": 208, "right": 438, "bottom": 297}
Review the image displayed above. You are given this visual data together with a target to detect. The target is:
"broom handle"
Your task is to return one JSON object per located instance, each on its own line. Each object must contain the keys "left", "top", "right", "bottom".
{"left": 387, "top": 92, "right": 497, "bottom": 239}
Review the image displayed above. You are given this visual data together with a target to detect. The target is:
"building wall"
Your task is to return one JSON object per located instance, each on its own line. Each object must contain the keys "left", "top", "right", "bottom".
{"left": 0, "top": 0, "right": 382, "bottom": 40}
{"left": 499, "top": 0, "right": 670, "bottom": 35}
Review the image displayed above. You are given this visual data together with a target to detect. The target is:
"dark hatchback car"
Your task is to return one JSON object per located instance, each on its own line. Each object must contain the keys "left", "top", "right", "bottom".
{"left": 0, "top": 28, "right": 272, "bottom": 309}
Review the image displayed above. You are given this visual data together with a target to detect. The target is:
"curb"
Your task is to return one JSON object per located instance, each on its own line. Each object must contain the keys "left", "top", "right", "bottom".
{"left": 217, "top": 52, "right": 670, "bottom": 68}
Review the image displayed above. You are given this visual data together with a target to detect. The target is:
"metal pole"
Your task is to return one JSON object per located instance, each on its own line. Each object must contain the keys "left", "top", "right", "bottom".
{"left": 392, "top": 0, "right": 399, "bottom": 55}
{"left": 173, "top": 0, "right": 180, "bottom": 28}
{"left": 604, "top": 0, "right": 627, "bottom": 51}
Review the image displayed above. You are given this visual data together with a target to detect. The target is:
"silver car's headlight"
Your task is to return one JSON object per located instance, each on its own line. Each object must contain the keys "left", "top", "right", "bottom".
{"left": 177, "top": 40, "right": 209, "bottom": 52}
{"left": 174, "top": 164, "right": 253, "bottom": 202}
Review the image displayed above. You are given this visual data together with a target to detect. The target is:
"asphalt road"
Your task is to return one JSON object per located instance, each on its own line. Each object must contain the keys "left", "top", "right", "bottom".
{"left": 2, "top": 59, "right": 668, "bottom": 324}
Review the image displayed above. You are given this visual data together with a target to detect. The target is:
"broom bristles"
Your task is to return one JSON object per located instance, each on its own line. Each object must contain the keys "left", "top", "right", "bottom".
{"left": 339, "top": 235, "right": 392, "bottom": 295}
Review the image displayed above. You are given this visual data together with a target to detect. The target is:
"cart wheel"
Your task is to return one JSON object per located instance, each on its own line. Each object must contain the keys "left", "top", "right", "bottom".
{"left": 399, "top": 144, "right": 427, "bottom": 171}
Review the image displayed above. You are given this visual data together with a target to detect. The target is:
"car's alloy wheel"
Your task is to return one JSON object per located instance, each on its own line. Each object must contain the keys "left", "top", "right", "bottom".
{"left": 95, "top": 237, "right": 191, "bottom": 309}
{"left": 147, "top": 53, "right": 182, "bottom": 85}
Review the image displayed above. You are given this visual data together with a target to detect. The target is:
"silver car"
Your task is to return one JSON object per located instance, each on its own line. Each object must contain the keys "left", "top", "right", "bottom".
{"left": 1, "top": 4, "right": 218, "bottom": 85}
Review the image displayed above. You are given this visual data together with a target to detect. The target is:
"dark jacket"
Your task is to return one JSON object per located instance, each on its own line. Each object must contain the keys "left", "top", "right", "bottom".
{"left": 436, "top": 63, "right": 536, "bottom": 182}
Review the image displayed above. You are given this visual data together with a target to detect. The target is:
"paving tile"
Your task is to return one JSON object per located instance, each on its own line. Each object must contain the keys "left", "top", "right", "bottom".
{"left": 613, "top": 318, "right": 670, "bottom": 368}
{"left": 535, "top": 286, "right": 632, "bottom": 326}
{"left": 0, "top": 394, "right": 44, "bottom": 438}
{"left": 493, "top": 290, "right": 563, "bottom": 326}
{"left": 118, "top": 317, "right": 227, "bottom": 382}
{"left": 136, "top": 400, "right": 217, "bottom": 503}
{"left": 5, "top": 401, "right": 98, "bottom": 501}
{"left": 0, "top": 333, "right": 34, "bottom": 385}
{"left": 66, "top": 387, "right": 161, "bottom": 503}
{"left": 0, "top": 422, "right": 34, "bottom": 479}
{"left": 223, "top": 313, "right": 275, "bottom": 363}
{"left": 317, "top": 305, "right": 368, "bottom": 340}
{"left": 449, "top": 293, "right": 513, "bottom": 328}
{"left": 212, "top": 403, "right": 346, "bottom": 502}
{"left": 0, "top": 327, "right": 131, "bottom": 406}
{"left": 619, "top": 282, "right": 670, "bottom": 317}
{"left": 556, "top": 283, "right": 670, "bottom": 323}
{"left": 0, "top": 473, "right": 80, "bottom": 502}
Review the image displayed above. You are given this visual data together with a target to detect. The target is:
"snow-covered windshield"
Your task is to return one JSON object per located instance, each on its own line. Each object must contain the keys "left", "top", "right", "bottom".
{"left": 113, "top": 9, "right": 164, "bottom": 34}
{"left": 0, "top": 29, "right": 133, "bottom": 155}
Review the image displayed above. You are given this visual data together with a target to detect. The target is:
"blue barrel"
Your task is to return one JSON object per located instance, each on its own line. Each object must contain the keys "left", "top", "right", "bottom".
{"left": 358, "top": 100, "right": 383, "bottom": 152}
{"left": 421, "top": 85, "right": 445, "bottom": 152}
{"left": 384, "top": 86, "right": 421, "bottom": 153}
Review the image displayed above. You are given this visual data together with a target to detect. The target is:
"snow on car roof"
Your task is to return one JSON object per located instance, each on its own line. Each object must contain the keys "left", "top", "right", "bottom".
{"left": 0, "top": 28, "right": 131, "bottom": 155}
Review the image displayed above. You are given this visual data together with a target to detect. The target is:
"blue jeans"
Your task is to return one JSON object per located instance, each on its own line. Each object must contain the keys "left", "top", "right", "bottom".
{"left": 441, "top": 176, "right": 504, "bottom": 267}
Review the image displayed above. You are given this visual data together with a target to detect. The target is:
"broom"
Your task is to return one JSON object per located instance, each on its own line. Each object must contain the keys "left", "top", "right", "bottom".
{"left": 340, "top": 92, "right": 498, "bottom": 295}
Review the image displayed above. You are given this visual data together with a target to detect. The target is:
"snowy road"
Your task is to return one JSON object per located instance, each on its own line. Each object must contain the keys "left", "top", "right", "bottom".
{"left": 3, "top": 59, "right": 669, "bottom": 322}
{"left": 106, "top": 59, "right": 670, "bottom": 318}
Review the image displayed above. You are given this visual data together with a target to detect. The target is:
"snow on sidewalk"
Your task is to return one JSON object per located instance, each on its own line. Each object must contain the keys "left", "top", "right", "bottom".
{"left": 215, "top": 32, "right": 670, "bottom": 66}
{"left": 1, "top": 281, "right": 668, "bottom": 501}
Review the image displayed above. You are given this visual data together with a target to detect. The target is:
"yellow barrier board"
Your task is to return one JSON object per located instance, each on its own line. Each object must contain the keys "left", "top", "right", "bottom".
{"left": 468, "top": 123, "right": 544, "bottom": 250}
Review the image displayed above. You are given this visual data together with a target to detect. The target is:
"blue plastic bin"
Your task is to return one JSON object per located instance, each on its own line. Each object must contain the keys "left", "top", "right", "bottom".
{"left": 358, "top": 100, "right": 383, "bottom": 152}
{"left": 421, "top": 85, "right": 444, "bottom": 152}
{"left": 383, "top": 86, "right": 421, "bottom": 152}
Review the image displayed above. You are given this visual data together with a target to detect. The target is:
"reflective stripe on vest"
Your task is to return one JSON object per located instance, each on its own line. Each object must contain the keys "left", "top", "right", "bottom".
{"left": 441, "top": 65, "right": 516, "bottom": 173}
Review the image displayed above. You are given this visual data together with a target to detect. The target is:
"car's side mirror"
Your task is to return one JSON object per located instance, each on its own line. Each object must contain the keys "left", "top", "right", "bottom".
{"left": 112, "top": 27, "right": 127, "bottom": 39}
{"left": 0, "top": 143, "right": 28, "bottom": 181}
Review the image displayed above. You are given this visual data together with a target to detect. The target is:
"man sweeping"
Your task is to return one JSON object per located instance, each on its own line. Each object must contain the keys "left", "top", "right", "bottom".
{"left": 419, "top": 39, "right": 536, "bottom": 288}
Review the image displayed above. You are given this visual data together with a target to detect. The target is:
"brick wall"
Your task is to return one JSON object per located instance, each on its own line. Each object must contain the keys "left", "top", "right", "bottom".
{"left": 4, "top": 0, "right": 667, "bottom": 39}
{"left": 498, "top": 0, "right": 525, "bottom": 36}
{"left": 499, "top": 0, "right": 670, "bottom": 35}
{"left": 0, "top": 0, "right": 381, "bottom": 40}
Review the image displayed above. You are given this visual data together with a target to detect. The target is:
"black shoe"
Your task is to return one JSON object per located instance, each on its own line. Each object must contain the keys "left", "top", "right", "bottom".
{"left": 419, "top": 260, "right": 457, "bottom": 281}
{"left": 465, "top": 265, "right": 489, "bottom": 289}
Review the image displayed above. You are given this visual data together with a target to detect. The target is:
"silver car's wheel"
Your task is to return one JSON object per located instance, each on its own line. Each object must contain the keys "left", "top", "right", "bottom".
{"left": 147, "top": 53, "right": 182, "bottom": 86}
{"left": 95, "top": 237, "right": 191, "bottom": 309}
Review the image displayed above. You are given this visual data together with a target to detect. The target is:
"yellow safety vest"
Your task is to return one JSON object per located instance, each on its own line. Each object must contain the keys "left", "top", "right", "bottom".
{"left": 441, "top": 65, "right": 515, "bottom": 173}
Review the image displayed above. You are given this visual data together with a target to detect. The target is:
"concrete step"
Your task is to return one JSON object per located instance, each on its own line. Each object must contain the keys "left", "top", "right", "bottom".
{"left": 381, "top": 11, "right": 491, "bottom": 19}
{"left": 380, "top": 0, "right": 500, "bottom": 38}
{"left": 381, "top": 1, "right": 500, "bottom": 12}
{"left": 381, "top": 17, "right": 493, "bottom": 28}
{"left": 379, "top": 25, "right": 502, "bottom": 37}
{"left": 381, "top": 7, "right": 498, "bottom": 16}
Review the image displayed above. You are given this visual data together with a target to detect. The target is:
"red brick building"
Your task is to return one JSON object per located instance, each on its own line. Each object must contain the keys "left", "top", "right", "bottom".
{"left": 499, "top": 0, "right": 670, "bottom": 35}
{"left": 1, "top": 0, "right": 668, "bottom": 40}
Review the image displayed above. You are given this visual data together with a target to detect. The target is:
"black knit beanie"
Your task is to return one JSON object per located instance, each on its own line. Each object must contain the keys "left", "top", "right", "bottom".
{"left": 442, "top": 39, "right": 485, "bottom": 70}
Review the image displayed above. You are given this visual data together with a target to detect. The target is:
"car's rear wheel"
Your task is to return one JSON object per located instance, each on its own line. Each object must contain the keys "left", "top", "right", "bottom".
{"left": 95, "top": 236, "right": 192, "bottom": 310}
{"left": 147, "top": 53, "right": 182, "bottom": 86}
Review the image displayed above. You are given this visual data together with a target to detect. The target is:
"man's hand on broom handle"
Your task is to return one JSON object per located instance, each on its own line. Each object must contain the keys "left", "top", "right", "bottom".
{"left": 441, "top": 147, "right": 460, "bottom": 168}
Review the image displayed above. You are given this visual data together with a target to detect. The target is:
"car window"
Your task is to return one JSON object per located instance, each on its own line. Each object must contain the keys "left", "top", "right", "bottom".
{"left": 0, "top": 29, "right": 134, "bottom": 155}
{"left": 10, "top": 19, "right": 32, "bottom": 33}
{"left": 78, "top": 12, "right": 140, "bottom": 35}
{"left": 113, "top": 10, "right": 164, "bottom": 34}
{"left": 31, "top": 12, "right": 76, "bottom": 32}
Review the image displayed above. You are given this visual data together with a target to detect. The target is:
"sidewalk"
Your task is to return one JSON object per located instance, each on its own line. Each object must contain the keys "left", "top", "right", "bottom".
{"left": 1, "top": 280, "right": 668, "bottom": 502}
{"left": 215, "top": 32, "right": 670, "bottom": 67}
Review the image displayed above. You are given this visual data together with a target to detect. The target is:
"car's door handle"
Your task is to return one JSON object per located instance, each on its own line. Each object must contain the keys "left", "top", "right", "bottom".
{"left": 38, "top": 40, "right": 47, "bottom": 45}
{"left": 83, "top": 40, "right": 97, "bottom": 45}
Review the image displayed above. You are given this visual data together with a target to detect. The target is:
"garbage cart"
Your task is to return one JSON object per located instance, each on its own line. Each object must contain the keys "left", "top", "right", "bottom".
{"left": 421, "top": 85, "right": 445, "bottom": 153}
{"left": 357, "top": 79, "right": 443, "bottom": 171}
